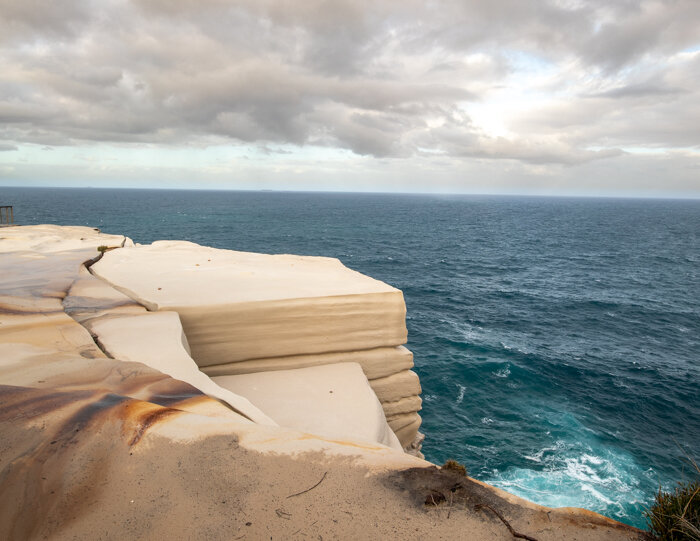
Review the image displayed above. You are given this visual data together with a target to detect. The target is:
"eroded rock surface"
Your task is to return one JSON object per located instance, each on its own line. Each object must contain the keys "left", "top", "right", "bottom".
{"left": 87, "top": 311, "right": 276, "bottom": 425}
{"left": 91, "top": 241, "right": 407, "bottom": 362}
{"left": 213, "top": 362, "right": 400, "bottom": 448}
{"left": 0, "top": 225, "right": 645, "bottom": 541}
{"left": 92, "top": 240, "right": 423, "bottom": 451}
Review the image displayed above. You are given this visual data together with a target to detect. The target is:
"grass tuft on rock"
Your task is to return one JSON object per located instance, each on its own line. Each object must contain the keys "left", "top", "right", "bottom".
{"left": 441, "top": 459, "right": 467, "bottom": 477}
{"left": 645, "top": 479, "right": 700, "bottom": 541}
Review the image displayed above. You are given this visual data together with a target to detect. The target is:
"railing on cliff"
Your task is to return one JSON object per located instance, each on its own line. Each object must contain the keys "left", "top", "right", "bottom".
{"left": 0, "top": 206, "right": 13, "bottom": 226}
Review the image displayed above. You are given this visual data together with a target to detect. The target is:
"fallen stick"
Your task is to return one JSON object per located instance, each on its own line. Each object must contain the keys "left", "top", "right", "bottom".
{"left": 474, "top": 503, "right": 539, "bottom": 541}
{"left": 275, "top": 508, "right": 292, "bottom": 519}
{"left": 287, "top": 471, "right": 328, "bottom": 499}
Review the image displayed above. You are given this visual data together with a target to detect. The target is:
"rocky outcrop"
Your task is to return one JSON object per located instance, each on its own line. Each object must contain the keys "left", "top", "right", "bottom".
{"left": 91, "top": 239, "right": 424, "bottom": 453}
{"left": 90, "top": 241, "right": 407, "bottom": 361}
{"left": 87, "top": 311, "right": 277, "bottom": 425}
{"left": 212, "top": 363, "right": 400, "bottom": 448}
{"left": 0, "top": 225, "right": 644, "bottom": 541}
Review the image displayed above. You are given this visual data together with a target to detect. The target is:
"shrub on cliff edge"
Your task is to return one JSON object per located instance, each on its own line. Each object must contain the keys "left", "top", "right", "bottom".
{"left": 645, "top": 479, "right": 700, "bottom": 540}
{"left": 441, "top": 459, "right": 467, "bottom": 477}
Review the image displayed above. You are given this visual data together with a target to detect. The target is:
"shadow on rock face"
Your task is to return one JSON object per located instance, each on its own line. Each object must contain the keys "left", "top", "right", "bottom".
{"left": 383, "top": 465, "right": 519, "bottom": 513}
{"left": 383, "top": 466, "right": 648, "bottom": 541}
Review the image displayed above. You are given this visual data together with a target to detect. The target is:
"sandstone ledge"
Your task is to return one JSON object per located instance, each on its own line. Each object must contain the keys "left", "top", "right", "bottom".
{"left": 91, "top": 238, "right": 422, "bottom": 451}
{"left": 0, "top": 225, "right": 644, "bottom": 541}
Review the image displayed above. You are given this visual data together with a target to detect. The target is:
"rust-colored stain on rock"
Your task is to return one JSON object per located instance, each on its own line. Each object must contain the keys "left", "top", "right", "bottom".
{"left": 124, "top": 401, "right": 182, "bottom": 447}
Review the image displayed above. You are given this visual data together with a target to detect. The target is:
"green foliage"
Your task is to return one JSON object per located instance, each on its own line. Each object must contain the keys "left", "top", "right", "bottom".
{"left": 97, "top": 245, "right": 109, "bottom": 253}
{"left": 441, "top": 459, "right": 467, "bottom": 477}
{"left": 645, "top": 480, "right": 700, "bottom": 540}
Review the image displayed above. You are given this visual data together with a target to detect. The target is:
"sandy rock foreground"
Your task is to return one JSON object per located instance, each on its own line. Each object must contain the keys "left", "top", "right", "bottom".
{"left": 0, "top": 225, "right": 644, "bottom": 540}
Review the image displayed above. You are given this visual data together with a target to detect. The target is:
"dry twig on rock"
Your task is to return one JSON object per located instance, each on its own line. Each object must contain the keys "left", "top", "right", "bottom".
{"left": 474, "top": 503, "right": 539, "bottom": 541}
{"left": 275, "top": 508, "right": 292, "bottom": 520}
{"left": 287, "top": 471, "right": 328, "bottom": 499}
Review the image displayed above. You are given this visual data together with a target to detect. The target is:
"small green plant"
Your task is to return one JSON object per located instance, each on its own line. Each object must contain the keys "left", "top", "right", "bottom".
{"left": 97, "top": 245, "right": 108, "bottom": 254}
{"left": 441, "top": 459, "right": 467, "bottom": 477}
{"left": 645, "top": 480, "right": 700, "bottom": 540}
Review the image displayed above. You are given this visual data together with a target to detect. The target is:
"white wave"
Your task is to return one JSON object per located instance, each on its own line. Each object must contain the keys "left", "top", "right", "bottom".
{"left": 523, "top": 443, "right": 563, "bottom": 463}
{"left": 582, "top": 453, "right": 604, "bottom": 465}
{"left": 456, "top": 384, "right": 466, "bottom": 405}
{"left": 582, "top": 484, "right": 615, "bottom": 505}
{"left": 494, "top": 365, "right": 511, "bottom": 378}
{"left": 485, "top": 440, "right": 654, "bottom": 525}
{"left": 499, "top": 341, "right": 532, "bottom": 355}
{"left": 446, "top": 319, "right": 487, "bottom": 342}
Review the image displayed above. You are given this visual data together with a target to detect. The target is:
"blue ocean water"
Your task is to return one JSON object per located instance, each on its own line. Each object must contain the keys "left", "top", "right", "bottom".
{"left": 3, "top": 186, "right": 699, "bottom": 528}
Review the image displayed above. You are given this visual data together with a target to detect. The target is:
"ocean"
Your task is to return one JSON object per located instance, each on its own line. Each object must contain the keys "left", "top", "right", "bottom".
{"left": 3, "top": 186, "right": 699, "bottom": 528}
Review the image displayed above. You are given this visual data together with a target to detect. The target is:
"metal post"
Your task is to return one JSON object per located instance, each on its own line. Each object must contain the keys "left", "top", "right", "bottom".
{"left": 0, "top": 206, "right": 14, "bottom": 225}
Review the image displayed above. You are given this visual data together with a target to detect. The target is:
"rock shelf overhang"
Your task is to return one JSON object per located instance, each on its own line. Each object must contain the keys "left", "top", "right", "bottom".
{"left": 0, "top": 225, "right": 644, "bottom": 541}
{"left": 91, "top": 239, "right": 424, "bottom": 452}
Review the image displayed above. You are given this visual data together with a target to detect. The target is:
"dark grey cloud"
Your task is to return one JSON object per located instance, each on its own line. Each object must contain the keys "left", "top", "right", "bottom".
{"left": 0, "top": 0, "right": 94, "bottom": 43}
{"left": 586, "top": 83, "right": 686, "bottom": 100}
{"left": 0, "top": 0, "right": 699, "bottom": 168}
{"left": 578, "top": 1, "right": 700, "bottom": 71}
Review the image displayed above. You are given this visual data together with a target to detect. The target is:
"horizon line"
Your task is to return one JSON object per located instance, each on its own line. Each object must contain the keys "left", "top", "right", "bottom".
{"left": 2, "top": 184, "right": 700, "bottom": 201}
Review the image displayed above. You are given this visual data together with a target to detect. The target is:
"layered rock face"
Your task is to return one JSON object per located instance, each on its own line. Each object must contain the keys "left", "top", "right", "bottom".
{"left": 91, "top": 240, "right": 424, "bottom": 453}
{"left": 0, "top": 225, "right": 644, "bottom": 541}
{"left": 0, "top": 225, "right": 257, "bottom": 423}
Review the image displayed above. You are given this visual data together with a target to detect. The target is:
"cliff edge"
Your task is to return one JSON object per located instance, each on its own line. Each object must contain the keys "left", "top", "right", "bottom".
{"left": 0, "top": 225, "right": 644, "bottom": 540}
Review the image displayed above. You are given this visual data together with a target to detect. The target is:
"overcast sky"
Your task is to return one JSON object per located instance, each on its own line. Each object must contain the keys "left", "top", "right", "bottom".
{"left": 1, "top": 0, "right": 699, "bottom": 196}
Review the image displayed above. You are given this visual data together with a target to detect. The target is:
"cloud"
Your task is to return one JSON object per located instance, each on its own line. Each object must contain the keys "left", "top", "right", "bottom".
{"left": 0, "top": 0, "right": 699, "bottom": 181}
{"left": 0, "top": 0, "right": 93, "bottom": 44}
{"left": 0, "top": 143, "right": 18, "bottom": 151}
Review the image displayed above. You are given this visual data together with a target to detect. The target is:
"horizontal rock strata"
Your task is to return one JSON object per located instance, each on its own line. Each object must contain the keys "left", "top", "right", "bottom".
{"left": 212, "top": 363, "right": 400, "bottom": 448}
{"left": 91, "top": 241, "right": 408, "bottom": 363}
{"left": 92, "top": 240, "right": 423, "bottom": 451}
{"left": 199, "top": 345, "right": 414, "bottom": 380}
{"left": 60, "top": 263, "right": 273, "bottom": 424}
{"left": 200, "top": 346, "right": 423, "bottom": 444}
{"left": 0, "top": 225, "right": 645, "bottom": 541}
{"left": 87, "top": 311, "right": 276, "bottom": 425}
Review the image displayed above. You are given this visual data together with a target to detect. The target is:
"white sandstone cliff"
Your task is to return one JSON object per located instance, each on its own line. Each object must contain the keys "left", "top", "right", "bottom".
{"left": 90, "top": 239, "right": 424, "bottom": 453}
{"left": 0, "top": 225, "right": 644, "bottom": 541}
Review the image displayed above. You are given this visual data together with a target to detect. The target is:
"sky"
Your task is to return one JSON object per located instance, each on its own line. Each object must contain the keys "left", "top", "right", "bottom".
{"left": 1, "top": 0, "right": 699, "bottom": 197}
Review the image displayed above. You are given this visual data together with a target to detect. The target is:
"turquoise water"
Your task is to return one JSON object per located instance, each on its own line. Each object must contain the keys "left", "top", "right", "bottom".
{"left": 3, "top": 187, "right": 699, "bottom": 528}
